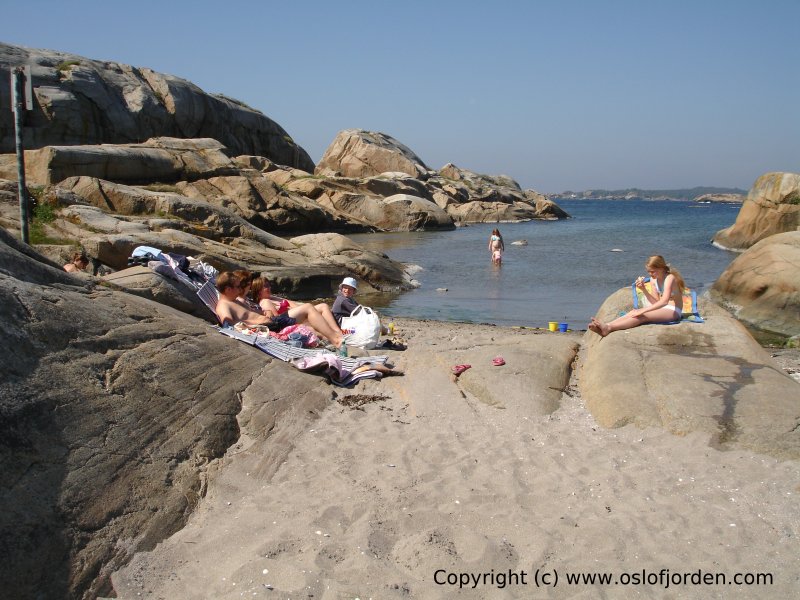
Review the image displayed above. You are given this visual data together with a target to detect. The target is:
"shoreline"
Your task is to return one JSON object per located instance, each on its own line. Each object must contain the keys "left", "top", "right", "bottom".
{"left": 111, "top": 317, "right": 800, "bottom": 598}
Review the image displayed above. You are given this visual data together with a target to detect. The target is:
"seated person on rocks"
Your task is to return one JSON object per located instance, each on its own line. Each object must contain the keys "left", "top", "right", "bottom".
{"left": 589, "top": 254, "right": 685, "bottom": 337}
{"left": 64, "top": 251, "right": 89, "bottom": 273}
{"left": 332, "top": 277, "right": 361, "bottom": 325}
{"left": 248, "top": 275, "right": 341, "bottom": 334}
{"left": 215, "top": 271, "right": 343, "bottom": 348}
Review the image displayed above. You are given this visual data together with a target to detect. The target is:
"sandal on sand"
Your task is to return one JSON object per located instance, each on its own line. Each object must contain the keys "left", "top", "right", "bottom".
{"left": 492, "top": 357, "right": 506, "bottom": 366}
{"left": 377, "top": 339, "right": 407, "bottom": 351}
{"left": 451, "top": 364, "right": 471, "bottom": 375}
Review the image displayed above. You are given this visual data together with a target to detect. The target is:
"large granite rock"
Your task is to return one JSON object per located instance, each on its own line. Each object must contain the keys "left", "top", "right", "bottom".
{"left": 0, "top": 227, "right": 339, "bottom": 599}
{"left": 6, "top": 174, "right": 416, "bottom": 295}
{"left": 18, "top": 137, "right": 239, "bottom": 186}
{"left": 712, "top": 172, "right": 800, "bottom": 251}
{"left": 0, "top": 42, "right": 313, "bottom": 170}
{"left": 580, "top": 288, "right": 800, "bottom": 459}
{"left": 316, "top": 129, "right": 431, "bottom": 179}
{"left": 710, "top": 231, "right": 800, "bottom": 337}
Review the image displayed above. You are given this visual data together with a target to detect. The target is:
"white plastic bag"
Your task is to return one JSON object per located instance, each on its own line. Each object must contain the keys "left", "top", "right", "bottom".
{"left": 339, "top": 305, "right": 382, "bottom": 349}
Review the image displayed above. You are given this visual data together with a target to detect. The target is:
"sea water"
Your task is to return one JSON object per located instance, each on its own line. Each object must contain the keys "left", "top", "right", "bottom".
{"left": 348, "top": 199, "right": 741, "bottom": 328}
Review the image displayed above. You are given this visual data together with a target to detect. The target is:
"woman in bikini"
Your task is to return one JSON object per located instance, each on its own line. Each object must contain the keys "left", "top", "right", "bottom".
{"left": 488, "top": 228, "right": 504, "bottom": 264}
{"left": 589, "top": 255, "right": 685, "bottom": 337}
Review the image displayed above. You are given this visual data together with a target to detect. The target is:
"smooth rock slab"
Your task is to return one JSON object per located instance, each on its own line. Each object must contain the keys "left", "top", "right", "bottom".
{"left": 580, "top": 288, "right": 800, "bottom": 459}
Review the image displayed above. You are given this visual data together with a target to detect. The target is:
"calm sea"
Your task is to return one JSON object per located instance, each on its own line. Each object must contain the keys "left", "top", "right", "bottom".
{"left": 347, "top": 199, "right": 741, "bottom": 329}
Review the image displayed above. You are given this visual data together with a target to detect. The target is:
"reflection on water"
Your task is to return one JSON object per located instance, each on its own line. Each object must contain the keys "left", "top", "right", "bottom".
{"left": 347, "top": 200, "right": 740, "bottom": 328}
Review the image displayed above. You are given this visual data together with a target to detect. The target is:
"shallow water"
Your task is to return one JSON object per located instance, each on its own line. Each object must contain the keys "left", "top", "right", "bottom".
{"left": 348, "top": 199, "right": 740, "bottom": 328}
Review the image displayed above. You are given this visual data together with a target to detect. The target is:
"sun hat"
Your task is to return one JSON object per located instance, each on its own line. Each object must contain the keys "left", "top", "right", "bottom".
{"left": 340, "top": 276, "right": 358, "bottom": 290}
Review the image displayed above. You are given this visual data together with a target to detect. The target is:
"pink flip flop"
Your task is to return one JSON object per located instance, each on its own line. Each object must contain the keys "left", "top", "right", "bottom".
{"left": 451, "top": 364, "right": 471, "bottom": 375}
{"left": 492, "top": 357, "right": 506, "bottom": 366}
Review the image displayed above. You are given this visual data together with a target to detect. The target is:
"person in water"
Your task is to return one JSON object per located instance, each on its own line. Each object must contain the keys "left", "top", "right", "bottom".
{"left": 589, "top": 255, "right": 685, "bottom": 337}
{"left": 488, "top": 228, "right": 504, "bottom": 264}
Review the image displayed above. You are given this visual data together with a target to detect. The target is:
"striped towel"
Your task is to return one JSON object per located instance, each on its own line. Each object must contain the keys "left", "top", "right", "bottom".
{"left": 197, "top": 280, "right": 221, "bottom": 322}
{"left": 254, "top": 335, "right": 388, "bottom": 370}
{"left": 216, "top": 326, "right": 388, "bottom": 370}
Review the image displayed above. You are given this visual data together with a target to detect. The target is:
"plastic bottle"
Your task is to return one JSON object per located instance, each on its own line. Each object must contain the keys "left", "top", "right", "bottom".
{"left": 338, "top": 343, "right": 348, "bottom": 357}
{"left": 388, "top": 322, "right": 395, "bottom": 335}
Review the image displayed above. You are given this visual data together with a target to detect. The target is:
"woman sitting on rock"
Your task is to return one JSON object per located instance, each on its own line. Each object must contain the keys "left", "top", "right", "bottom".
{"left": 589, "top": 255, "right": 685, "bottom": 337}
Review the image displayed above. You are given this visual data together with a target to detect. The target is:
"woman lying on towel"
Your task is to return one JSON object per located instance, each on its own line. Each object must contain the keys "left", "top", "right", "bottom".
{"left": 589, "top": 255, "right": 686, "bottom": 337}
{"left": 247, "top": 276, "right": 341, "bottom": 334}
{"left": 215, "top": 272, "right": 343, "bottom": 349}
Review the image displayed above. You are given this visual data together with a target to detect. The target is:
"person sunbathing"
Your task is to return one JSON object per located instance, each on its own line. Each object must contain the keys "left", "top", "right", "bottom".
{"left": 248, "top": 275, "right": 341, "bottom": 334}
{"left": 589, "top": 255, "right": 685, "bottom": 337}
{"left": 64, "top": 251, "right": 89, "bottom": 273}
{"left": 215, "top": 272, "right": 343, "bottom": 348}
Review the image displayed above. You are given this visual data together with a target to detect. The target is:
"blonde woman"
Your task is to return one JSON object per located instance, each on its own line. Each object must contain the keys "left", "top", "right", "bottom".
{"left": 589, "top": 255, "right": 685, "bottom": 337}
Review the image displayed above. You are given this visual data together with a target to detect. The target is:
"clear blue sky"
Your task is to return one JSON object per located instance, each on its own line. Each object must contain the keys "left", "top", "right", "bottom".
{"left": 2, "top": 0, "right": 798, "bottom": 193}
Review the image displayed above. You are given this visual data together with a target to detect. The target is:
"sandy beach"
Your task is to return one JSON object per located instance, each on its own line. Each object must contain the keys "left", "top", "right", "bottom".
{"left": 111, "top": 318, "right": 800, "bottom": 599}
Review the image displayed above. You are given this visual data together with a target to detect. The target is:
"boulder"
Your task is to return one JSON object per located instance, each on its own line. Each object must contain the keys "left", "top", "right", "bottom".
{"left": 315, "top": 129, "right": 431, "bottom": 179}
{"left": 317, "top": 190, "right": 454, "bottom": 232}
{"left": 0, "top": 227, "right": 334, "bottom": 599}
{"left": 0, "top": 42, "right": 314, "bottom": 171}
{"left": 710, "top": 231, "right": 800, "bottom": 337}
{"left": 580, "top": 288, "right": 800, "bottom": 459}
{"left": 18, "top": 137, "right": 239, "bottom": 186}
{"left": 712, "top": 172, "right": 800, "bottom": 251}
{"left": 101, "top": 266, "right": 215, "bottom": 321}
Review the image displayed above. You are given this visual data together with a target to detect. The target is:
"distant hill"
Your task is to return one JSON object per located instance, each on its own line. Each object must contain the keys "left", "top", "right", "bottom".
{"left": 549, "top": 186, "right": 747, "bottom": 202}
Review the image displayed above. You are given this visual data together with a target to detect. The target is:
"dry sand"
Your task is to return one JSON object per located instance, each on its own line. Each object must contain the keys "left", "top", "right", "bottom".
{"left": 112, "top": 319, "right": 800, "bottom": 599}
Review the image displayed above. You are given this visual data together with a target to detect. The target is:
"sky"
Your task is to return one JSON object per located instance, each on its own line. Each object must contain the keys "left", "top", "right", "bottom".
{"left": 2, "top": 0, "right": 798, "bottom": 193}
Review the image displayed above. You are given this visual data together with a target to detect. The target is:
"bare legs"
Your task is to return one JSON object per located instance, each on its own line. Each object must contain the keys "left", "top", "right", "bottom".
{"left": 287, "top": 304, "right": 343, "bottom": 348}
{"left": 589, "top": 306, "right": 680, "bottom": 337}
{"left": 283, "top": 299, "right": 340, "bottom": 334}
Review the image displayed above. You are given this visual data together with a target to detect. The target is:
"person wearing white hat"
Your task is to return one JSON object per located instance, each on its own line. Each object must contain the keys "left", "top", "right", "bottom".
{"left": 332, "top": 277, "right": 359, "bottom": 324}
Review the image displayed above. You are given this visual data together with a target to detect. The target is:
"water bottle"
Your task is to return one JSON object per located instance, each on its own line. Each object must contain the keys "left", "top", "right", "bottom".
{"left": 388, "top": 322, "right": 395, "bottom": 335}
{"left": 338, "top": 343, "right": 348, "bottom": 357}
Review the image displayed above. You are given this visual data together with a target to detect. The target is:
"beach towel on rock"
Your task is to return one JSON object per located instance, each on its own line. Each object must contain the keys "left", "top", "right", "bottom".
{"left": 631, "top": 278, "right": 704, "bottom": 323}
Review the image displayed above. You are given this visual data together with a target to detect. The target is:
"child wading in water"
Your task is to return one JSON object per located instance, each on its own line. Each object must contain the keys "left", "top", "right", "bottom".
{"left": 488, "top": 228, "right": 504, "bottom": 264}
{"left": 589, "top": 255, "right": 685, "bottom": 337}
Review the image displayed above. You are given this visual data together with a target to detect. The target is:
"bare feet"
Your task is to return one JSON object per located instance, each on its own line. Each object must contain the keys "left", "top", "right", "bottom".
{"left": 588, "top": 318, "right": 610, "bottom": 337}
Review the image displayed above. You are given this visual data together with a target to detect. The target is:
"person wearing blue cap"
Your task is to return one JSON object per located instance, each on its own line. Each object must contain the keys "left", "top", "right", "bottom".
{"left": 332, "top": 276, "right": 360, "bottom": 325}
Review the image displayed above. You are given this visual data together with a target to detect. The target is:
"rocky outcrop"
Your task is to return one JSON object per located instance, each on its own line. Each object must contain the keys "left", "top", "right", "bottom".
{"left": 316, "top": 129, "right": 430, "bottom": 179}
{"left": 0, "top": 42, "right": 313, "bottom": 170}
{"left": 19, "top": 137, "right": 239, "bottom": 186}
{"left": 580, "top": 288, "right": 800, "bottom": 459}
{"left": 712, "top": 172, "right": 800, "bottom": 251}
{"left": 0, "top": 228, "right": 336, "bottom": 599}
{"left": 298, "top": 130, "right": 569, "bottom": 225}
{"left": 710, "top": 231, "right": 800, "bottom": 337}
